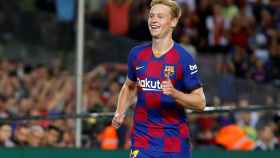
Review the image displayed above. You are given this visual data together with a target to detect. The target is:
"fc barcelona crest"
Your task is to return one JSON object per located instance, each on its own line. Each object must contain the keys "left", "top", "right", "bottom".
{"left": 164, "top": 65, "right": 175, "bottom": 78}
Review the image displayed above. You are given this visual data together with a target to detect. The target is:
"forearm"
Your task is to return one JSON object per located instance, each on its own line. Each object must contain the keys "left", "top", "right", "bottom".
{"left": 115, "top": 81, "right": 136, "bottom": 114}
{"left": 172, "top": 89, "right": 206, "bottom": 111}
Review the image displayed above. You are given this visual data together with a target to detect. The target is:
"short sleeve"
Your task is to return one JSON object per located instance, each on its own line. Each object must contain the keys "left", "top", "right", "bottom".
{"left": 127, "top": 49, "right": 137, "bottom": 81}
{"left": 183, "top": 55, "right": 202, "bottom": 92}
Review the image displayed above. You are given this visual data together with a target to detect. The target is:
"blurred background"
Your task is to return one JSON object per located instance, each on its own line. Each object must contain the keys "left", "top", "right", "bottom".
{"left": 0, "top": 0, "right": 280, "bottom": 157}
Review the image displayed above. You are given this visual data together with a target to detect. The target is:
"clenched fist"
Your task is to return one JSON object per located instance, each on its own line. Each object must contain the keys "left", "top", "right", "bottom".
{"left": 112, "top": 112, "right": 126, "bottom": 129}
{"left": 161, "top": 78, "right": 175, "bottom": 96}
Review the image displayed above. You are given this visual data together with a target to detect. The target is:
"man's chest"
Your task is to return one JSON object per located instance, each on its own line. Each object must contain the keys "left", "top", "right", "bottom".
{"left": 135, "top": 60, "right": 183, "bottom": 80}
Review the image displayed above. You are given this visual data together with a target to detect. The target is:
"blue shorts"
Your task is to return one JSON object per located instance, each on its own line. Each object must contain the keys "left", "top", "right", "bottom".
{"left": 130, "top": 148, "right": 192, "bottom": 158}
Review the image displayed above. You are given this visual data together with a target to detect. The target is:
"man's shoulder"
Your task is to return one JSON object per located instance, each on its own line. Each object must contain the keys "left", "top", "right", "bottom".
{"left": 130, "top": 42, "right": 151, "bottom": 54}
{"left": 174, "top": 42, "right": 195, "bottom": 62}
{"left": 174, "top": 43, "right": 190, "bottom": 55}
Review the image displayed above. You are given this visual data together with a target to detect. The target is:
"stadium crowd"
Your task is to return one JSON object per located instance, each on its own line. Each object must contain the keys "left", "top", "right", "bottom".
{"left": 88, "top": 0, "right": 280, "bottom": 86}
{"left": 1, "top": 0, "right": 279, "bottom": 84}
{"left": 0, "top": 0, "right": 279, "bottom": 151}
{"left": 0, "top": 59, "right": 280, "bottom": 150}
{"left": 0, "top": 59, "right": 130, "bottom": 148}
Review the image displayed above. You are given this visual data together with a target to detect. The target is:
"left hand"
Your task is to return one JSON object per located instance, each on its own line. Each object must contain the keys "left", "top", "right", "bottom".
{"left": 161, "top": 79, "right": 176, "bottom": 96}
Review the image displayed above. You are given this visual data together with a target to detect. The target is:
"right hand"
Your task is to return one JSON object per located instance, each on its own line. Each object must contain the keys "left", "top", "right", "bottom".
{"left": 112, "top": 112, "right": 126, "bottom": 129}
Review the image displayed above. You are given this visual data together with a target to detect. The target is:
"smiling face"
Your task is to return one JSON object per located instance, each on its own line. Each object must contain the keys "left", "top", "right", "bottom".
{"left": 148, "top": 4, "right": 178, "bottom": 39}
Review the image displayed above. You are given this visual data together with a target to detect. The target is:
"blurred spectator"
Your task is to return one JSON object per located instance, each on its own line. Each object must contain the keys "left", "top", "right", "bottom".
{"left": 175, "top": 2, "right": 199, "bottom": 43}
{"left": 268, "top": 41, "right": 280, "bottom": 86}
{"left": 221, "top": 0, "right": 239, "bottom": 25}
{"left": 230, "top": 46, "right": 250, "bottom": 79}
{"left": 235, "top": 97, "right": 258, "bottom": 140}
{"left": 0, "top": 123, "right": 14, "bottom": 147}
{"left": 255, "top": 123, "right": 280, "bottom": 150}
{"left": 129, "top": 0, "right": 150, "bottom": 41}
{"left": 98, "top": 122, "right": 119, "bottom": 150}
{"left": 0, "top": 95, "right": 9, "bottom": 118}
{"left": 60, "top": 130, "right": 75, "bottom": 147}
{"left": 180, "top": 35, "right": 197, "bottom": 58}
{"left": 13, "top": 124, "right": 30, "bottom": 146}
{"left": 177, "top": 0, "right": 196, "bottom": 12}
{"left": 195, "top": 115, "right": 217, "bottom": 148}
{"left": 215, "top": 124, "right": 255, "bottom": 150}
{"left": 45, "top": 125, "right": 63, "bottom": 147}
{"left": 216, "top": 55, "right": 236, "bottom": 102}
{"left": 229, "top": 13, "right": 251, "bottom": 49}
{"left": 105, "top": 0, "right": 132, "bottom": 36}
{"left": 196, "top": 0, "right": 212, "bottom": 51}
{"left": 28, "top": 125, "right": 45, "bottom": 147}
{"left": 250, "top": 58, "right": 268, "bottom": 83}
{"left": 206, "top": 3, "right": 228, "bottom": 53}
{"left": 105, "top": 81, "right": 121, "bottom": 108}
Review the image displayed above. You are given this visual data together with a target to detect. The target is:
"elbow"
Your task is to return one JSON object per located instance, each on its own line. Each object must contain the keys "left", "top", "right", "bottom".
{"left": 197, "top": 98, "right": 206, "bottom": 112}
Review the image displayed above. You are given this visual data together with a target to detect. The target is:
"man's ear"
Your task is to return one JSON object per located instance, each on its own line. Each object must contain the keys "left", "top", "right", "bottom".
{"left": 171, "top": 18, "right": 179, "bottom": 28}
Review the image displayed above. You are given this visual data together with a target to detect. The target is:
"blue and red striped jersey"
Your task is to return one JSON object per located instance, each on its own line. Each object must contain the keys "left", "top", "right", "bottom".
{"left": 127, "top": 42, "right": 202, "bottom": 153}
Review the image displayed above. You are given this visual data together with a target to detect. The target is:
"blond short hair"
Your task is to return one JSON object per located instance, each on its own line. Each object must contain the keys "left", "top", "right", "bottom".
{"left": 150, "top": 0, "right": 181, "bottom": 18}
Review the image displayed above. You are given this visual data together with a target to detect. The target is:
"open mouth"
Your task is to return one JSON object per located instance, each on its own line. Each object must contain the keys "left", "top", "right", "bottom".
{"left": 150, "top": 24, "right": 160, "bottom": 31}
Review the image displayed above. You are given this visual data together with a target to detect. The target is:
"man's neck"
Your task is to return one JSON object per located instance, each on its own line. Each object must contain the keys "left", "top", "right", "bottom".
{"left": 152, "top": 36, "right": 174, "bottom": 57}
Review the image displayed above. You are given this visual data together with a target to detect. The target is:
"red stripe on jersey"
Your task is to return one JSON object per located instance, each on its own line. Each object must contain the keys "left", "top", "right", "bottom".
{"left": 145, "top": 92, "right": 161, "bottom": 108}
{"left": 164, "top": 49, "right": 180, "bottom": 64}
{"left": 176, "top": 64, "right": 183, "bottom": 80}
{"left": 147, "top": 126, "right": 164, "bottom": 137}
{"left": 160, "top": 109, "right": 180, "bottom": 124}
{"left": 135, "top": 107, "right": 148, "bottom": 123}
{"left": 164, "top": 137, "right": 181, "bottom": 152}
{"left": 138, "top": 47, "right": 152, "bottom": 61}
{"left": 145, "top": 61, "right": 163, "bottom": 78}
{"left": 179, "top": 123, "right": 189, "bottom": 138}
{"left": 134, "top": 136, "right": 149, "bottom": 149}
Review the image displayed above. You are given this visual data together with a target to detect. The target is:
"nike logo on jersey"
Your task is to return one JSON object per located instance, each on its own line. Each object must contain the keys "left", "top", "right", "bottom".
{"left": 136, "top": 66, "right": 145, "bottom": 70}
